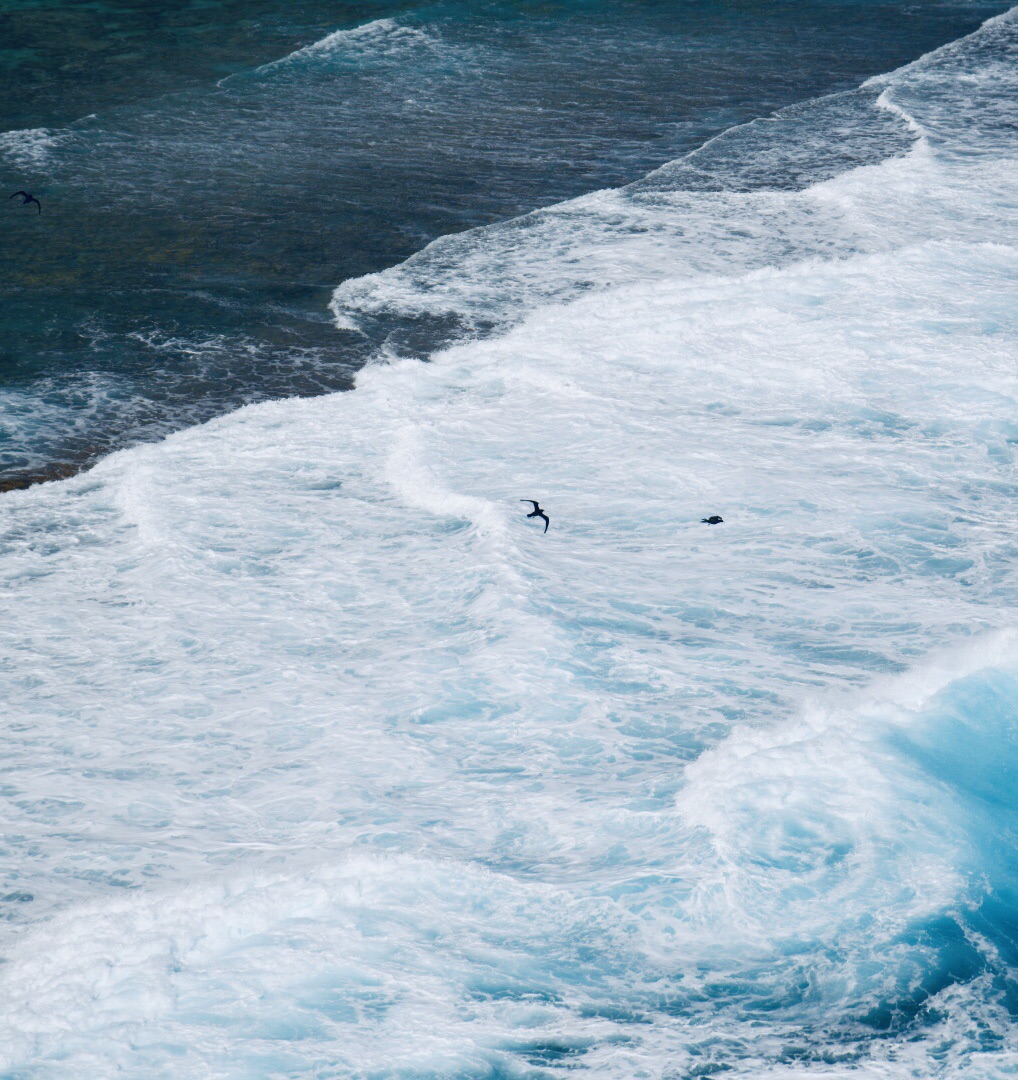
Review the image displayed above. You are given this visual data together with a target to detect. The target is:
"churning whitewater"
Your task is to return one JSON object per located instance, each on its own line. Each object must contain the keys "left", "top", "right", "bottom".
{"left": 0, "top": 8, "right": 1016, "bottom": 1079}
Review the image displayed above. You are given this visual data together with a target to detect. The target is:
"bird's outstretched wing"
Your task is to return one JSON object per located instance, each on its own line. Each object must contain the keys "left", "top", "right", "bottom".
{"left": 27, "top": 197, "right": 40, "bottom": 214}
{"left": 539, "top": 513, "right": 549, "bottom": 533}
{"left": 10, "top": 191, "right": 30, "bottom": 200}
{"left": 520, "top": 500, "right": 539, "bottom": 510}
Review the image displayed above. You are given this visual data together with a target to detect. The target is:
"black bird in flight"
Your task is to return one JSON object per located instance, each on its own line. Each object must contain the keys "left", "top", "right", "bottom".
{"left": 10, "top": 191, "right": 41, "bottom": 214}
{"left": 701, "top": 515, "right": 724, "bottom": 525}
{"left": 521, "top": 500, "right": 549, "bottom": 533}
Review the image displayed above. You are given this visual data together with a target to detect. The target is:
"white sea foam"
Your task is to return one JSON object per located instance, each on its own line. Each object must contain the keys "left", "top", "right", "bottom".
{"left": 0, "top": 7, "right": 1017, "bottom": 1078}
{"left": 254, "top": 17, "right": 438, "bottom": 76}
{"left": 330, "top": 8, "right": 1018, "bottom": 342}
{"left": 0, "top": 126, "right": 65, "bottom": 169}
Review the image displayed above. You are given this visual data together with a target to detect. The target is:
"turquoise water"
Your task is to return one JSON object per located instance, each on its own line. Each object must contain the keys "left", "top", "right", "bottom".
{"left": 0, "top": 3, "right": 1016, "bottom": 1077}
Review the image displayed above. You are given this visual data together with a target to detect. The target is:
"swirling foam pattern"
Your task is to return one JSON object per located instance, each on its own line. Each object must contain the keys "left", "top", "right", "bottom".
{"left": 0, "top": 8, "right": 1016, "bottom": 1079}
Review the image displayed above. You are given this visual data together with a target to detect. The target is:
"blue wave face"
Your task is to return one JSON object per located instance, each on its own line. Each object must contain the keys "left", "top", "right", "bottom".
{"left": 0, "top": 3, "right": 1016, "bottom": 1077}
{"left": 0, "top": 0, "right": 1007, "bottom": 487}
{"left": 890, "top": 665, "right": 1018, "bottom": 994}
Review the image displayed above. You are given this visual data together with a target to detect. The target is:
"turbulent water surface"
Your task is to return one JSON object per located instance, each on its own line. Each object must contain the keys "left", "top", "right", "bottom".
{"left": 0, "top": 0, "right": 1008, "bottom": 484}
{"left": 0, "top": 1, "right": 1016, "bottom": 1077}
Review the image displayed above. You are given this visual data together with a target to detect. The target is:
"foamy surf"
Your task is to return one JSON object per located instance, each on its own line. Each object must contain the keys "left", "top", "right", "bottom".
{"left": 250, "top": 17, "right": 440, "bottom": 77}
{"left": 0, "top": 5, "right": 1016, "bottom": 1078}
{"left": 0, "top": 126, "right": 66, "bottom": 168}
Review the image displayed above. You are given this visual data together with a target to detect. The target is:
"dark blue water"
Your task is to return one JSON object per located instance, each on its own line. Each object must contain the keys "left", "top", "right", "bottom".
{"left": 0, "top": 0, "right": 1007, "bottom": 487}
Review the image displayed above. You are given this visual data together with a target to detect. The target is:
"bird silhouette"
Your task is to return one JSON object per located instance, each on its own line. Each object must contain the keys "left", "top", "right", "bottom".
{"left": 701, "top": 515, "right": 724, "bottom": 525}
{"left": 9, "top": 191, "right": 41, "bottom": 214}
{"left": 520, "top": 500, "right": 549, "bottom": 533}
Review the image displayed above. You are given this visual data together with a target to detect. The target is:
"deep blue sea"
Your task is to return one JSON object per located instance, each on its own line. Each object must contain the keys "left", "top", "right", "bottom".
{"left": 0, "top": 1, "right": 1016, "bottom": 1076}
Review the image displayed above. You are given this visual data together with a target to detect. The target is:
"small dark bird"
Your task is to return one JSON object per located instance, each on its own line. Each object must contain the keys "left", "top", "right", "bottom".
{"left": 10, "top": 191, "right": 41, "bottom": 214}
{"left": 701, "top": 515, "right": 724, "bottom": 525}
{"left": 520, "top": 500, "right": 549, "bottom": 533}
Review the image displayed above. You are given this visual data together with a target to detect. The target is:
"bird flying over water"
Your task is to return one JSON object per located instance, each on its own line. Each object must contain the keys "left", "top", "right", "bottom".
{"left": 521, "top": 500, "right": 549, "bottom": 533}
{"left": 701, "top": 515, "right": 724, "bottom": 525}
{"left": 9, "top": 191, "right": 41, "bottom": 214}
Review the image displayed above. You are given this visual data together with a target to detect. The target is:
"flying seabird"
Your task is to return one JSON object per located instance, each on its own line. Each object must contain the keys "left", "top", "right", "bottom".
{"left": 520, "top": 500, "right": 549, "bottom": 533}
{"left": 9, "top": 191, "right": 41, "bottom": 214}
{"left": 701, "top": 515, "right": 724, "bottom": 525}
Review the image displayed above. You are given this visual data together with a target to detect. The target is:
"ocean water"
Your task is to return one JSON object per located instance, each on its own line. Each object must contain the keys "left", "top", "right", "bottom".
{"left": 0, "top": 0, "right": 1006, "bottom": 486}
{"left": 1, "top": 2, "right": 1017, "bottom": 1078}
